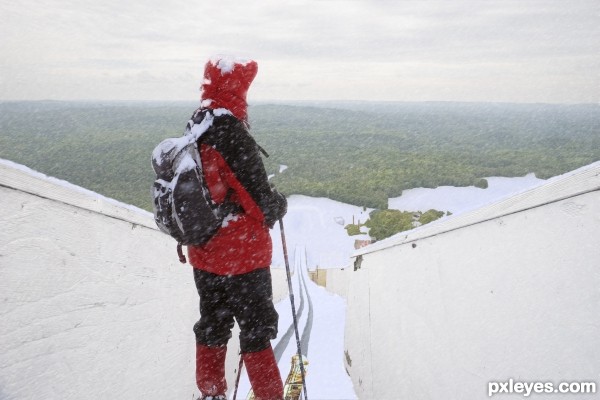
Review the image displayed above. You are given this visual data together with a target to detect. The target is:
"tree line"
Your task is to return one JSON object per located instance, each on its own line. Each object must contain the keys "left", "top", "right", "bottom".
{"left": 1, "top": 100, "right": 599, "bottom": 211}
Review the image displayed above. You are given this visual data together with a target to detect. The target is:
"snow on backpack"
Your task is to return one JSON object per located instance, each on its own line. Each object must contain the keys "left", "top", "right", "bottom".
{"left": 151, "top": 109, "right": 235, "bottom": 263}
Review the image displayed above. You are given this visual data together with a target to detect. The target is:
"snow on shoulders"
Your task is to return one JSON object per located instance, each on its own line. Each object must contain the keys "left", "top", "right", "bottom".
{"left": 189, "top": 110, "right": 215, "bottom": 139}
{"left": 212, "top": 108, "right": 232, "bottom": 117}
{"left": 154, "top": 111, "right": 215, "bottom": 169}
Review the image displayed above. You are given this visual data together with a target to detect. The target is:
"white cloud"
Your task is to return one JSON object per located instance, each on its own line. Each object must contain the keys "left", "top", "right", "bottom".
{"left": 1, "top": 0, "right": 598, "bottom": 102}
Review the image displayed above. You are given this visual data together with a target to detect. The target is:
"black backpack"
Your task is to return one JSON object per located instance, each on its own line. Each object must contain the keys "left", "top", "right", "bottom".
{"left": 151, "top": 109, "right": 236, "bottom": 263}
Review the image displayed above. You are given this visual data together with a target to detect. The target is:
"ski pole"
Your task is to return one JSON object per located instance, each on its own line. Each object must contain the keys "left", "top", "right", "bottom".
{"left": 279, "top": 219, "right": 308, "bottom": 400}
{"left": 232, "top": 352, "right": 243, "bottom": 400}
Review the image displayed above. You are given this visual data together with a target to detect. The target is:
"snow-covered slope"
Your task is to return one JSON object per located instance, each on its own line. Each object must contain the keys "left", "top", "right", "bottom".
{"left": 274, "top": 172, "right": 552, "bottom": 271}
{"left": 273, "top": 195, "right": 372, "bottom": 270}
{"left": 388, "top": 173, "right": 545, "bottom": 215}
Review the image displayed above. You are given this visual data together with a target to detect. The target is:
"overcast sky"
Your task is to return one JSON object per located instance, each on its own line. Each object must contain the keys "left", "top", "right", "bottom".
{"left": 1, "top": 0, "right": 598, "bottom": 103}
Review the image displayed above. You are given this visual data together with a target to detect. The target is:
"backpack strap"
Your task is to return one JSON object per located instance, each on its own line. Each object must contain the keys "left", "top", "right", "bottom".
{"left": 177, "top": 243, "right": 187, "bottom": 264}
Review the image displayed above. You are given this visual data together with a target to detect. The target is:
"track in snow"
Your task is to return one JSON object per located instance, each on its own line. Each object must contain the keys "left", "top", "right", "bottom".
{"left": 237, "top": 245, "right": 356, "bottom": 400}
{"left": 273, "top": 251, "right": 314, "bottom": 361}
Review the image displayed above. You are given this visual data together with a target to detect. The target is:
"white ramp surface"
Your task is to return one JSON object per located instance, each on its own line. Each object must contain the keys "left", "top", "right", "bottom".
{"left": 344, "top": 161, "right": 600, "bottom": 400}
{"left": 0, "top": 159, "right": 200, "bottom": 399}
{"left": 0, "top": 159, "right": 342, "bottom": 400}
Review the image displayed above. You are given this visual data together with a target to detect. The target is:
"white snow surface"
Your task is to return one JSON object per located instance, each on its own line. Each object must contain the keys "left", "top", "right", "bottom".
{"left": 240, "top": 257, "right": 357, "bottom": 400}
{"left": 388, "top": 173, "right": 545, "bottom": 215}
{"left": 272, "top": 195, "right": 372, "bottom": 270}
{"left": 272, "top": 173, "right": 548, "bottom": 270}
{"left": 152, "top": 111, "right": 214, "bottom": 169}
{"left": 0, "top": 158, "right": 152, "bottom": 218}
{"left": 189, "top": 110, "right": 215, "bottom": 138}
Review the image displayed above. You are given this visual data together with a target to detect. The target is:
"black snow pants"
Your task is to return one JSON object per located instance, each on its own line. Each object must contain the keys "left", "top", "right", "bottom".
{"left": 193, "top": 267, "right": 279, "bottom": 353}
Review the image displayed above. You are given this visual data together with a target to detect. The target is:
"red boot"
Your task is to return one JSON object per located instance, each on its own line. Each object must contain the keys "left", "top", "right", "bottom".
{"left": 243, "top": 346, "right": 284, "bottom": 400}
{"left": 196, "top": 344, "right": 227, "bottom": 397}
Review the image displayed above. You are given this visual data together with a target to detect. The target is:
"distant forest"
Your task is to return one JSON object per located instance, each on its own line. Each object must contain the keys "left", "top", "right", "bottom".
{"left": 1, "top": 100, "right": 599, "bottom": 210}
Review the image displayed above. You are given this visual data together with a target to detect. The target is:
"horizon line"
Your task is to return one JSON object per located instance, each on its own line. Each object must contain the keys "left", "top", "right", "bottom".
{"left": 1, "top": 99, "right": 598, "bottom": 106}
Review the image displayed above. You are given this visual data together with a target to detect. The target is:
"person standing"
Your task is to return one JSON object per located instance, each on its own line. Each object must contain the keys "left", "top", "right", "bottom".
{"left": 187, "top": 56, "right": 287, "bottom": 400}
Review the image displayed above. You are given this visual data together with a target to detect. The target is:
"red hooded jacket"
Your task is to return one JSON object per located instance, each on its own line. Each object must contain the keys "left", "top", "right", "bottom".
{"left": 187, "top": 58, "right": 287, "bottom": 276}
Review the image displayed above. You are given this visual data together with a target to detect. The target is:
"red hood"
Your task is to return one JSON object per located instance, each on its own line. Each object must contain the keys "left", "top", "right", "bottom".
{"left": 200, "top": 57, "right": 258, "bottom": 122}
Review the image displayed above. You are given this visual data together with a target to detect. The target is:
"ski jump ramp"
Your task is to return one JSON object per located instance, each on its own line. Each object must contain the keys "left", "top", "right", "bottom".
{"left": 0, "top": 159, "right": 288, "bottom": 400}
{"left": 332, "top": 162, "right": 600, "bottom": 399}
{"left": 2, "top": 157, "right": 599, "bottom": 399}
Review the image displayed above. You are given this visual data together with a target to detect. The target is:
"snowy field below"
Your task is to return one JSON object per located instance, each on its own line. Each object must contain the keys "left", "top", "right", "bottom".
{"left": 272, "top": 172, "right": 549, "bottom": 272}
{"left": 388, "top": 173, "right": 545, "bottom": 215}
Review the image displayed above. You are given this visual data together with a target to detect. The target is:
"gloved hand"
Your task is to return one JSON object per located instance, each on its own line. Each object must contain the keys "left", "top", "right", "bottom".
{"left": 265, "top": 189, "right": 287, "bottom": 228}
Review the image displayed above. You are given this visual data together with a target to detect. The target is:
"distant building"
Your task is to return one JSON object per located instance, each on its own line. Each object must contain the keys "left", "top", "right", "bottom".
{"left": 354, "top": 239, "right": 372, "bottom": 249}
